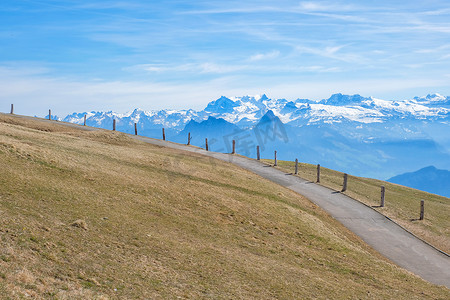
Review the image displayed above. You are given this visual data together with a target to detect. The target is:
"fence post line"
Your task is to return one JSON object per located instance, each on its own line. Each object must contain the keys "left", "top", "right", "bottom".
{"left": 341, "top": 173, "right": 348, "bottom": 192}
{"left": 232, "top": 140, "right": 236, "bottom": 154}
{"left": 48, "top": 109, "right": 51, "bottom": 120}
{"left": 274, "top": 151, "right": 277, "bottom": 166}
{"left": 83, "top": 114, "right": 87, "bottom": 126}
{"left": 10, "top": 104, "right": 14, "bottom": 114}
{"left": 134, "top": 123, "right": 138, "bottom": 135}
{"left": 380, "top": 186, "right": 385, "bottom": 207}
{"left": 162, "top": 128, "right": 166, "bottom": 141}
{"left": 256, "top": 146, "right": 260, "bottom": 161}
{"left": 113, "top": 119, "right": 116, "bottom": 131}
{"left": 420, "top": 200, "right": 425, "bottom": 220}
{"left": 295, "top": 159, "right": 298, "bottom": 175}
{"left": 316, "top": 164, "right": 320, "bottom": 183}
{"left": 187, "top": 132, "right": 191, "bottom": 145}
{"left": 205, "top": 138, "right": 209, "bottom": 151}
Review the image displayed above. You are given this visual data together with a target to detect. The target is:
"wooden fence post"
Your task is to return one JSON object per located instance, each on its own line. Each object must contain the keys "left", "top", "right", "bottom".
{"left": 316, "top": 164, "right": 320, "bottom": 183}
{"left": 48, "top": 109, "right": 51, "bottom": 120}
{"left": 162, "top": 128, "right": 166, "bottom": 141}
{"left": 113, "top": 119, "right": 116, "bottom": 131}
{"left": 134, "top": 123, "right": 138, "bottom": 135}
{"left": 274, "top": 151, "right": 277, "bottom": 166}
{"left": 232, "top": 140, "right": 236, "bottom": 154}
{"left": 10, "top": 104, "right": 13, "bottom": 114}
{"left": 187, "top": 132, "right": 191, "bottom": 145}
{"left": 83, "top": 114, "right": 87, "bottom": 126}
{"left": 295, "top": 159, "right": 298, "bottom": 175}
{"left": 420, "top": 200, "right": 424, "bottom": 220}
{"left": 380, "top": 186, "right": 385, "bottom": 207}
{"left": 205, "top": 138, "right": 209, "bottom": 151}
{"left": 257, "top": 146, "right": 260, "bottom": 161}
{"left": 341, "top": 173, "right": 348, "bottom": 192}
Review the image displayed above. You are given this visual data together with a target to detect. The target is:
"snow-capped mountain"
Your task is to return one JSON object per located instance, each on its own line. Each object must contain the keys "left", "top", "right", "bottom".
{"left": 61, "top": 93, "right": 450, "bottom": 189}
{"left": 63, "top": 93, "right": 450, "bottom": 130}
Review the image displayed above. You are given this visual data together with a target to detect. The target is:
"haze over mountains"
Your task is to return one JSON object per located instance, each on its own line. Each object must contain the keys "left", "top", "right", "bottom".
{"left": 62, "top": 93, "right": 450, "bottom": 195}
{"left": 388, "top": 166, "right": 450, "bottom": 198}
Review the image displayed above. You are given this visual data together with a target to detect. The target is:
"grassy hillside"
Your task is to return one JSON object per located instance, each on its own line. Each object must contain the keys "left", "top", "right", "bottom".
{"left": 263, "top": 160, "right": 450, "bottom": 253}
{"left": 0, "top": 114, "right": 449, "bottom": 299}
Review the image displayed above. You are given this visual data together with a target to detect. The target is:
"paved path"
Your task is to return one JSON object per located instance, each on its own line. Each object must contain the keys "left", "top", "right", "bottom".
{"left": 2, "top": 114, "right": 449, "bottom": 288}
{"left": 134, "top": 136, "right": 450, "bottom": 289}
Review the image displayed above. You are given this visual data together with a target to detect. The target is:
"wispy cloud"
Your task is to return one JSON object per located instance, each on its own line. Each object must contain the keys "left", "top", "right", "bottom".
{"left": 294, "top": 45, "right": 367, "bottom": 64}
{"left": 421, "top": 8, "right": 450, "bottom": 16}
{"left": 0, "top": 63, "right": 51, "bottom": 76}
{"left": 74, "top": 2, "right": 148, "bottom": 10}
{"left": 415, "top": 44, "right": 450, "bottom": 54}
{"left": 127, "top": 62, "right": 246, "bottom": 74}
{"left": 297, "top": 1, "right": 360, "bottom": 12}
{"left": 179, "top": 1, "right": 370, "bottom": 23}
{"left": 249, "top": 50, "right": 280, "bottom": 61}
{"left": 125, "top": 60, "right": 343, "bottom": 75}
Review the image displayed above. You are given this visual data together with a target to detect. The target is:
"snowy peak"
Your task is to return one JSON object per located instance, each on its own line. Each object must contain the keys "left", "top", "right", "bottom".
{"left": 416, "top": 93, "right": 445, "bottom": 101}
{"left": 204, "top": 96, "right": 238, "bottom": 113}
{"left": 62, "top": 93, "right": 450, "bottom": 132}
{"left": 320, "top": 93, "right": 370, "bottom": 106}
{"left": 259, "top": 94, "right": 269, "bottom": 101}
{"left": 129, "top": 108, "right": 147, "bottom": 116}
{"left": 413, "top": 93, "right": 450, "bottom": 106}
{"left": 280, "top": 101, "right": 298, "bottom": 114}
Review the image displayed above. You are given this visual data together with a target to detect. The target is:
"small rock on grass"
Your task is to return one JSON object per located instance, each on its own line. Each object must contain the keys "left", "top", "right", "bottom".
{"left": 70, "top": 219, "right": 88, "bottom": 230}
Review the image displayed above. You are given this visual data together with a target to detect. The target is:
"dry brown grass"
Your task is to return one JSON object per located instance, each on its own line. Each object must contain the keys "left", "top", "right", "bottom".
{"left": 0, "top": 113, "right": 449, "bottom": 299}
{"left": 264, "top": 159, "right": 450, "bottom": 253}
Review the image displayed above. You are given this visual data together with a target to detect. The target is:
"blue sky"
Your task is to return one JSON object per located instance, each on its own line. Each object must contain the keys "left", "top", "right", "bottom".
{"left": 1, "top": 0, "right": 450, "bottom": 116}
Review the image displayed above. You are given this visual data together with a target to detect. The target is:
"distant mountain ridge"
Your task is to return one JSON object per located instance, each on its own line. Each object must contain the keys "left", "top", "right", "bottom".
{"left": 62, "top": 93, "right": 450, "bottom": 130}
{"left": 388, "top": 166, "right": 450, "bottom": 198}
{"left": 60, "top": 93, "right": 450, "bottom": 183}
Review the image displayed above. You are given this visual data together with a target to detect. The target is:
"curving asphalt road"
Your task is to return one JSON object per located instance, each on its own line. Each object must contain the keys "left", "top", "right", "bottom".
{"left": 133, "top": 136, "right": 450, "bottom": 289}
{"left": 2, "top": 114, "right": 449, "bottom": 288}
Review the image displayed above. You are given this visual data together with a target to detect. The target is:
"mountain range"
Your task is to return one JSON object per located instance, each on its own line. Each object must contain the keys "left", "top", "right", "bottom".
{"left": 60, "top": 93, "right": 450, "bottom": 196}
{"left": 388, "top": 166, "right": 450, "bottom": 198}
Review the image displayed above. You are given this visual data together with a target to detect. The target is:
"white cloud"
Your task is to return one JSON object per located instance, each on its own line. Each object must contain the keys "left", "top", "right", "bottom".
{"left": 324, "top": 45, "right": 344, "bottom": 55}
{"left": 421, "top": 8, "right": 450, "bottom": 16}
{"left": 198, "top": 63, "right": 245, "bottom": 73}
{"left": 178, "top": 5, "right": 285, "bottom": 15}
{"left": 295, "top": 44, "right": 366, "bottom": 64}
{"left": 298, "top": 1, "right": 358, "bottom": 12}
{"left": 249, "top": 50, "right": 280, "bottom": 61}
{"left": 74, "top": 2, "right": 147, "bottom": 10}
{"left": 0, "top": 64, "right": 51, "bottom": 77}
{"left": 126, "top": 62, "right": 246, "bottom": 74}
